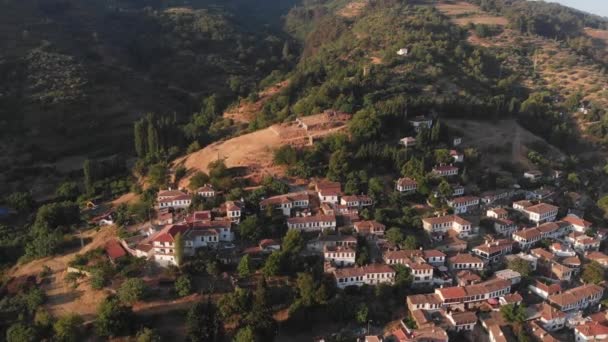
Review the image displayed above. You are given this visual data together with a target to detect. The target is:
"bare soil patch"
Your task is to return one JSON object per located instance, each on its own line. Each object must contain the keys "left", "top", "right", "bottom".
{"left": 175, "top": 112, "right": 350, "bottom": 188}
{"left": 452, "top": 16, "right": 508, "bottom": 26}
{"left": 338, "top": 0, "right": 369, "bottom": 18}
{"left": 223, "top": 80, "right": 290, "bottom": 124}
{"left": 435, "top": 1, "right": 507, "bottom": 27}
{"left": 8, "top": 226, "right": 118, "bottom": 320}
{"left": 435, "top": 1, "right": 480, "bottom": 16}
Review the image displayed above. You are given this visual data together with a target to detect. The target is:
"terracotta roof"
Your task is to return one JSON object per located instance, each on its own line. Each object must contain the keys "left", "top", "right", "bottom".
{"left": 423, "top": 215, "right": 471, "bottom": 226}
{"left": 449, "top": 196, "right": 480, "bottom": 205}
{"left": 449, "top": 253, "right": 484, "bottom": 265}
{"left": 437, "top": 286, "right": 467, "bottom": 300}
{"left": 563, "top": 215, "right": 592, "bottom": 228}
{"left": 501, "top": 292, "right": 523, "bottom": 304}
{"left": 259, "top": 239, "right": 279, "bottom": 248}
{"left": 397, "top": 177, "right": 417, "bottom": 187}
{"left": 586, "top": 251, "right": 608, "bottom": 263}
{"left": 316, "top": 234, "right": 357, "bottom": 243}
{"left": 333, "top": 264, "right": 394, "bottom": 278}
{"left": 528, "top": 321, "right": 560, "bottom": 342}
{"left": 423, "top": 250, "right": 446, "bottom": 258}
{"left": 407, "top": 293, "right": 443, "bottom": 305}
{"left": 575, "top": 322, "right": 608, "bottom": 338}
{"left": 324, "top": 245, "right": 356, "bottom": 253}
{"left": 514, "top": 227, "right": 541, "bottom": 241}
{"left": 539, "top": 302, "right": 566, "bottom": 321}
{"left": 456, "top": 270, "right": 481, "bottom": 282}
{"left": 525, "top": 203, "right": 558, "bottom": 215}
{"left": 449, "top": 311, "right": 477, "bottom": 325}
{"left": 513, "top": 200, "right": 533, "bottom": 208}
{"left": 548, "top": 284, "right": 604, "bottom": 308}
{"left": 152, "top": 224, "right": 189, "bottom": 243}
{"left": 287, "top": 215, "right": 336, "bottom": 225}
{"left": 433, "top": 165, "right": 459, "bottom": 172}
{"left": 196, "top": 184, "right": 215, "bottom": 192}
{"left": 531, "top": 280, "right": 562, "bottom": 295}
{"left": 473, "top": 239, "right": 514, "bottom": 255}
{"left": 489, "top": 208, "right": 508, "bottom": 216}
{"left": 563, "top": 256, "right": 581, "bottom": 266}
{"left": 105, "top": 240, "right": 126, "bottom": 260}
{"left": 158, "top": 190, "right": 187, "bottom": 198}
{"left": 531, "top": 248, "right": 555, "bottom": 260}
{"left": 354, "top": 220, "right": 385, "bottom": 232}
{"left": 488, "top": 325, "right": 508, "bottom": 342}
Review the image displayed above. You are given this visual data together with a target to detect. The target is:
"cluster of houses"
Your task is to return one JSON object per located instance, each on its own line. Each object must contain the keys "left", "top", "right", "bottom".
{"left": 362, "top": 192, "right": 608, "bottom": 342}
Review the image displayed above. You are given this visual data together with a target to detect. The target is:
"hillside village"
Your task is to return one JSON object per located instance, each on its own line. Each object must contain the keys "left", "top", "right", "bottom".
{"left": 30, "top": 113, "right": 602, "bottom": 341}
{"left": 5, "top": 0, "right": 608, "bottom": 341}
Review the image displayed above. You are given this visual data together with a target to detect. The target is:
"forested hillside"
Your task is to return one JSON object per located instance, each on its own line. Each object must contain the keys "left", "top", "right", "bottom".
{"left": 0, "top": 0, "right": 297, "bottom": 196}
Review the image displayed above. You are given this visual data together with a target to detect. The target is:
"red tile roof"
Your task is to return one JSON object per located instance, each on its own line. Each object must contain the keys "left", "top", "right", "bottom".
{"left": 105, "top": 240, "right": 127, "bottom": 260}
{"left": 563, "top": 215, "right": 592, "bottom": 228}
{"left": 525, "top": 203, "right": 558, "bottom": 215}
{"left": 152, "top": 224, "right": 189, "bottom": 243}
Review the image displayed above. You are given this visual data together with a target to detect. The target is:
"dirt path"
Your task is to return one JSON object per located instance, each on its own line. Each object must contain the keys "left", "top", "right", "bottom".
{"left": 9, "top": 226, "right": 118, "bottom": 319}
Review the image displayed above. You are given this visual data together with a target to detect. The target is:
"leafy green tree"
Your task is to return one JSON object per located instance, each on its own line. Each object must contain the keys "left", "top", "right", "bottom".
{"left": 567, "top": 172, "right": 580, "bottom": 185}
{"left": 175, "top": 275, "right": 193, "bottom": 297}
{"left": 282, "top": 229, "right": 303, "bottom": 256}
{"left": 327, "top": 149, "right": 349, "bottom": 182}
{"left": 5, "top": 192, "right": 34, "bottom": 213}
{"left": 95, "top": 296, "right": 135, "bottom": 337}
{"left": 147, "top": 163, "right": 168, "bottom": 188}
{"left": 135, "top": 327, "right": 161, "bottom": 342}
{"left": 6, "top": 323, "right": 36, "bottom": 342}
{"left": 434, "top": 149, "right": 451, "bottom": 165}
{"left": 386, "top": 227, "right": 404, "bottom": 245}
{"left": 356, "top": 303, "right": 369, "bottom": 324}
{"left": 500, "top": 304, "right": 526, "bottom": 324}
{"left": 53, "top": 314, "right": 84, "bottom": 342}
{"left": 186, "top": 300, "right": 224, "bottom": 342}
{"left": 55, "top": 182, "right": 80, "bottom": 201}
{"left": 349, "top": 108, "right": 380, "bottom": 141}
{"left": 438, "top": 180, "right": 453, "bottom": 198}
{"left": 431, "top": 121, "right": 443, "bottom": 142}
{"left": 262, "top": 251, "right": 282, "bottom": 277}
{"left": 238, "top": 255, "right": 253, "bottom": 278}
{"left": 582, "top": 261, "right": 606, "bottom": 284}
{"left": 188, "top": 172, "right": 211, "bottom": 191}
{"left": 239, "top": 216, "right": 262, "bottom": 243}
{"left": 24, "top": 288, "right": 46, "bottom": 313}
{"left": 598, "top": 195, "right": 608, "bottom": 218}
{"left": 295, "top": 273, "right": 316, "bottom": 307}
{"left": 507, "top": 258, "right": 532, "bottom": 277}
{"left": 118, "top": 278, "right": 147, "bottom": 304}
{"left": 403, "top": 235, "right": 418, "bottom": 250}
{"left": 234, "top": 326, "right": 257, "bottom": 342}
{"left": 174, "top": 232, "right": 184, "bottom": 266}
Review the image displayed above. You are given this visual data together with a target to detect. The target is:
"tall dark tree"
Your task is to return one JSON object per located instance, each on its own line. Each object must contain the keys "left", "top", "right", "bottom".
{"left": 83, "top": 159, "right": 94, "bottom": 195}
{"left": 146, "top": 114, "right": 159, "bottom": 156}
{"left": 186, "top": 300, "right": 224, "bottom": 342}
{"left": 134, "top": 119, "right": 147, "bottom": 157}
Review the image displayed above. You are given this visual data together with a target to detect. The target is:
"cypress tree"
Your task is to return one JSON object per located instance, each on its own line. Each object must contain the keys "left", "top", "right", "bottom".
{"left": 83, "top": 159, "right": 94, "bottom": 195}
{"left": 146, "top": 115, "right": 159, "bottom": 156}
{"left": 133, "top": 119, "right": 147, "bottom": 157}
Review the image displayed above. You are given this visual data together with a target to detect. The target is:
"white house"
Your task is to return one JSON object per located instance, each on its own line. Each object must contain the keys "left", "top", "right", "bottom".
{"left": 151, "top": 224, "right": 190, "bottom": 266}
{"left": 528, "top": 280, "right": 562, "bottom": 300}
{"left": 487, "top": 208, "right": 508, "bottom": 219}
{"left": 447, "top": 196, "right": 480, "bottom": 214}
{"left": 287, "top": 215, "right": 337, "bottom": 232}
{"left": 422, "top": 215, "right": 472, "bottom": 237}
{"left": 432, "top": 165, "right": 459, "bottom": 177}
{"left": 450, "top": 150, "right": 464, "bottom": 163}
{"left": 472, "top": 239, "right": 514, "bottom": 262}
{"left": 448, "top": 253, "right": 484, "bottom": 271}
{"left": 493, "top": 218, "right": 517, "bottom": 236}
{"left": 340, "top": 195, "right": 373, "bottom": 208}
{"left": 158, "top": 194, "right": 192, "bottom": 209}
{"left": 324, "top": 245, "right": 356, "bottom": 266}
{"left": 333, "top": 264, "right": 395, "bottom": 288}
{"left": 224, "top": 201, "right": 243, "bottom": 223}
{"left": 196, "top": 184, "right": 216, "bottom": 198}
{"left": 400, "top": 136, "right": 416, "bottom": 147}
{"left": 396, "top": 177, "right": 417, "bottom": 193}
{"left": 562, "top": 215, "right": 593, "bottom": 232}
{"left": 397, "top": 48, "right": 408, "bottom": 56}
{"left": 354, "top": 220, "right": 386, "bottom": 236}
{"left": 524, "top": 203, "right": 559, "bottom": 224}
{"left": 575, "top": 322, "right": 608, "bottom": 342}
{"left": 409, "top": 116, "right": 433, "bottom": 132}
{"left": 524, "top": 170, "right": 543, "bottom": 182}
{"left": 260, "top": 192, "right": 310, "bottom": 216}
{"left": 548, "top": 284, "right": 604, "bottom": 312}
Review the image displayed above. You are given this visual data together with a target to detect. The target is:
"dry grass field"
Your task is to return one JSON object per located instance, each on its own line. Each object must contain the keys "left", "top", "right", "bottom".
{"left": 338, "top": 0, "right": 369, "bottom": 18}
{"left": 175, "top": 112, "right": 350, "bottom": 187}
{"left": 223, "top": 80, "right": 290, "bottom": 124}
{"left": 435, "top": 1, "right": 507, "bottom": 26}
